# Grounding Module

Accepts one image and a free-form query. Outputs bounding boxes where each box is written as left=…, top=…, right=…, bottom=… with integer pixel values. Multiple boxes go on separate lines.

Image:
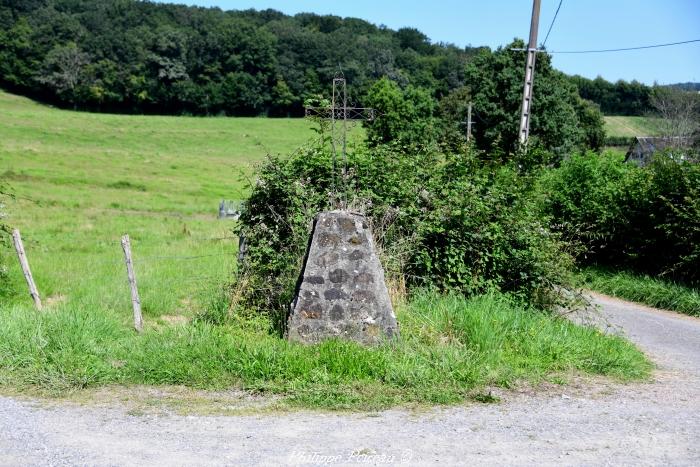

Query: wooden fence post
left=11, top=229, right=42, bottom=310
left=121, top=234, right=143, bottom=332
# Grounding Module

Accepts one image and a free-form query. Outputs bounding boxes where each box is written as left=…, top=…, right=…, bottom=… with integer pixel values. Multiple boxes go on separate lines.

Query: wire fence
left=9, top=228, right=241, bottom=330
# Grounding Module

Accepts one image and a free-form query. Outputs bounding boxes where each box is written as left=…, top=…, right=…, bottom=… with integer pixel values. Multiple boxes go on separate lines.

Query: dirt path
left=1, top=294, right=699, bottom=466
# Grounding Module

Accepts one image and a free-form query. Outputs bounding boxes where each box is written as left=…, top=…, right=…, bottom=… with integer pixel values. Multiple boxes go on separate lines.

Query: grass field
left=0, top=90, right=316, bottom=317
left=604, top=116, right=664, bottom=138
left=0, top=91, right=650, bottom=409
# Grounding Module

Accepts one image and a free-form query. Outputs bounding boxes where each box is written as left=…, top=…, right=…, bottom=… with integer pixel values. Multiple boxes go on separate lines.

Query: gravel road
left=1, top=293, right=699, bottom=466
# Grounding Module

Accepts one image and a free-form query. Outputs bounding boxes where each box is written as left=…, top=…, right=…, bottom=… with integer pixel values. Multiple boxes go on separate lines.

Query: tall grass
left=0, top=291, right=650, bottom=410
left=580, top=268, right=700, bottom=316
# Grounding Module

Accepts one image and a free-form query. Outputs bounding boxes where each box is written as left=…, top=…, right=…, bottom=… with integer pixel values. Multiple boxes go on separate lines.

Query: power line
left=548, top=38, right=700, bottom=54
left=542, top=0, right=563, bottom=48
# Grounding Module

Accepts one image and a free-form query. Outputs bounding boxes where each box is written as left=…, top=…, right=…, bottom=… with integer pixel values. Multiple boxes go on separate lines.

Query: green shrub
left=649, top=155, right=700, bottom=283
left=538, top=151, right=637, bottom=261
left=412, top=154, right=574, bottom=306
left=236, top=141, right=574, bottom=328
left=539, top=150, right=700, bottom=286
left=575, top=99, right=606, bottom=152
left=436, top=86, right=472, bottom=152
left=363, top=77, right=438, bottom=148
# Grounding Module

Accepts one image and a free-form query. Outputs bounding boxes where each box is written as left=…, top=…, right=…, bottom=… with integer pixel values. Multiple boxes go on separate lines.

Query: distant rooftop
left=625, top=136, right=693, bottom=166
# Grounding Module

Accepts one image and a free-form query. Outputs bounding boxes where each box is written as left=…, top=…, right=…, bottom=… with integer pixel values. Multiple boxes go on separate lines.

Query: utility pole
left=518, top=0, right=541, bottom=144
left=467, top=101, right=473, bottom=142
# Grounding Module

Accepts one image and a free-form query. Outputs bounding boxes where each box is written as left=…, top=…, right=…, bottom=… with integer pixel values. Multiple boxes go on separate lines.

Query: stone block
left=287, top=210, right=399, bottom=345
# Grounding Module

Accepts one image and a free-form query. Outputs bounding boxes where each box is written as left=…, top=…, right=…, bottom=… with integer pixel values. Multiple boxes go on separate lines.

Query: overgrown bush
left=236, top=141, right=574, bottom=329
left=539, top=150, right=700, bottom=286
left=435, top=86, right=473, bottom=152
left=575, top=99, right=606, bottom=151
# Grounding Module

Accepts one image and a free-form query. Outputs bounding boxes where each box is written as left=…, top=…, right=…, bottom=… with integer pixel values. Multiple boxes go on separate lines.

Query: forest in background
left=1, top=0, right=691, bottom=118
left=0, top=0, right=481, bottom=115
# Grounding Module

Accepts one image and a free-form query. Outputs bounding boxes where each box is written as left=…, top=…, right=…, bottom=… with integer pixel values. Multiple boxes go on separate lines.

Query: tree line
left=2, top=0, right=694, bottom=122
left=568, top=74, right=653, bottom=116
left=0, top=0, right=482, bottom=116
left=566, top=75, right=700, bottom=117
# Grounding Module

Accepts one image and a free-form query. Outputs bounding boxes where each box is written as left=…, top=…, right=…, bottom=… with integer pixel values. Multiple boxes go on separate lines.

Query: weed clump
left=107, top=180, right=147, bottom=192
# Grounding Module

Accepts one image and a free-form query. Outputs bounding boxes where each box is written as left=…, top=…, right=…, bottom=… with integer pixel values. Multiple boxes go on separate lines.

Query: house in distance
left=625, top=136, right=694, bottom=166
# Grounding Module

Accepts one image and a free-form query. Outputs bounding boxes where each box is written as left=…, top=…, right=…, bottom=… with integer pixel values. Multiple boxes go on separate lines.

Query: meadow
left=0, top=90, right=316, bottom=318
left=603, top=116, right=664, bottom=138
left=0, top=91, right=650, bottom=409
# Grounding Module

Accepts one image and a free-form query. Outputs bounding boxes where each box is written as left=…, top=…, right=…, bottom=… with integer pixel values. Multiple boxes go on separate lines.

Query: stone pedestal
left=287, top=210, right=399, bottom=345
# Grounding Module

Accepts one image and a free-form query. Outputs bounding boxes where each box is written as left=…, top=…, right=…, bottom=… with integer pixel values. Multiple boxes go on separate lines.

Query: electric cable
left=542, top=0, right=563, bottom=48
left=548, top=38, right=700, bottom=54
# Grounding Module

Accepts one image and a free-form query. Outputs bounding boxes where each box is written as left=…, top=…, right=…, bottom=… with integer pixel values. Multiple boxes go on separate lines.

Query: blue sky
left=157, top=0, right=700, bottom=84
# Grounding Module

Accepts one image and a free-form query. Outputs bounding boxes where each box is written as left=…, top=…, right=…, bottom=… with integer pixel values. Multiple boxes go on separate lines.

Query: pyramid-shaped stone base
left=287, top=210, right=399, bottom=345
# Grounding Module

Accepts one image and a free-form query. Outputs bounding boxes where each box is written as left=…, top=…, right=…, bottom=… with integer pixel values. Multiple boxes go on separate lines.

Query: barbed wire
left=135, top=253, right=222, bottom=261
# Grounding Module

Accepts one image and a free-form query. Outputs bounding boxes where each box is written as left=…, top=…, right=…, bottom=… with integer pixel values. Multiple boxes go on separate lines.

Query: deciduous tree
left=37, top=42, right=90, bottom=108
left=650, top=86, right=700, bottom=145
left=463, top=40, right=603, bottom=156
